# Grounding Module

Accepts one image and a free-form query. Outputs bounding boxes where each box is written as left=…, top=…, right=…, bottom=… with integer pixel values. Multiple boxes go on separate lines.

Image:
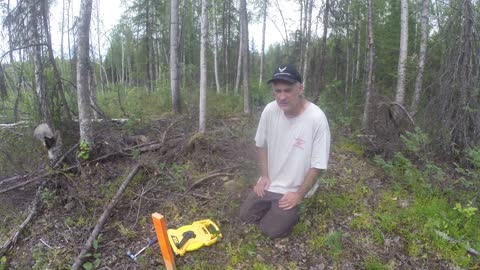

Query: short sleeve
left=255, top=107, right=269, bottom=148
left=311, top=115, right=331, bottom=169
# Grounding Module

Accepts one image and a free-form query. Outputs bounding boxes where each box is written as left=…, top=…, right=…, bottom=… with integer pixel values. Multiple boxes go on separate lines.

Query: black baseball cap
left=267, top=64, right=303, bottom=84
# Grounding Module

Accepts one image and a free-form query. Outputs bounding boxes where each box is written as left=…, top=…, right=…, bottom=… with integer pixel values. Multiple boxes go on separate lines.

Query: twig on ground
left=71, top=164, right=141, bottom=270
left=0, top=181, right=45, bottom=257
left=434, top=229, right=480, bottom=256
left=162, top=117, right=183, bottom=144
left=53, top=143, right=79, bottom=169
left=187, top=172, right=236, bottom=191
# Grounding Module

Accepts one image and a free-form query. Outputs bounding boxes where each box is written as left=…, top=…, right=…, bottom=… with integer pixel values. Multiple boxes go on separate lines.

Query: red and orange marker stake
left=151, top=213, right=176, bottom=270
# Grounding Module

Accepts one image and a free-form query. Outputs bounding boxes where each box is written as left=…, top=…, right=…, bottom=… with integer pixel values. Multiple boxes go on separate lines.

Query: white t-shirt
left=255, top=101, right=330, bottom=196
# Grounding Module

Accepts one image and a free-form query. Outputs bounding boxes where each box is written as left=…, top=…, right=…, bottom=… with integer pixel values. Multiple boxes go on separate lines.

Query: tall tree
left=344, top=0, right=350, bottom=98
left=41, top=0, right=72, bottom=121
left=302, top=0, right=313, bottom=86
left=170, top=0, right=181, bottom=113
left=362, top=0, right=376, bottom=131
left=394, top=0, right=408, bottom=105
left=410, top=0, right=429, bottom=116
left=95, top=0, right=104, bottom=93
left=30, top=4, right=52, bottom=128
left=259, top=0, right=267, bottom=86
left=239, top=0, right=249, bottom=114
left=76, top=0, right=95, bottom=148
left=199, top=0, right=208, bottom=132
left=234, top=23, right=242, bottom=95
left=213, top=2, right=221, bottom=94
left=314, top=0, right=329, bottom=102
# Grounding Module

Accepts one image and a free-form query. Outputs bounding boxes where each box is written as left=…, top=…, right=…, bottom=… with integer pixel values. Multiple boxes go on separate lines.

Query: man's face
left=272, top=81, right=304, bottom=114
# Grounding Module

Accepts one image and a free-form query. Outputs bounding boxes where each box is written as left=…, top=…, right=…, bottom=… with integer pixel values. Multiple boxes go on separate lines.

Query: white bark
left=302, top=0, right=313, bottom=85
left=234, top=23, right=242, bottom=95
left=213, top=4, right=221, bottom=95
left=395, top=0, right=408, bottom=105
left=240, top=0, right=250, bottom=114
left=170, top=0, right=181, bottom=113
left=77, top=0, right=94, bottom=147
left=259, top=0, right=267, bottom=86
left=410, top=0, right=430, bottom=116
left=199, top=0, right=208, bottom=133
left=344, top=0, right=350, bottom=98
left=362, top=0, right=376, bottom=131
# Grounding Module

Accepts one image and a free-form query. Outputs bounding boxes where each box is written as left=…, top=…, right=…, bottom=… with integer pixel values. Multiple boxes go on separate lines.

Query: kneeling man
left=240, top=64, right=331, bottom=238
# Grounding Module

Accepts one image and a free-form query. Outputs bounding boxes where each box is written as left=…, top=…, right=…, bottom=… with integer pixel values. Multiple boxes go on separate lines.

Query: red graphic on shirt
left=293, top=137, right=306, bottom=149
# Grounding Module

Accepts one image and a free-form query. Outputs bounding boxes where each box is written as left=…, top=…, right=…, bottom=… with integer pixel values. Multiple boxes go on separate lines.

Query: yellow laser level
left=167, top=219, right=222, bottom=256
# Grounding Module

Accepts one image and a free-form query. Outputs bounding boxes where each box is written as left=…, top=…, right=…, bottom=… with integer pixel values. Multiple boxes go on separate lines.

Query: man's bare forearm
left=297, top=168, right=324, bottom=196
left=256, top=147, right=269, bottom=177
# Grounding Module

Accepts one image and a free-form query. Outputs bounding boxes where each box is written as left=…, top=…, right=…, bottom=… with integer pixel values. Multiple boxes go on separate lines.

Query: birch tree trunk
left=302, top=0, right=313, bottom=86
left=362, top=0, right=376, bottom=131
left=344, top=0, right=350, bottom=98
left=95, top=0, right=104, bottom=93
left=199, top=0, right=208, bottom=133
left=240, top=0, right=250, bottom=114
left=77, top=0, right=94, bottom=147
left=30, top=5, right=52, bottom=128
left=234, top=23, right=242, bottom=95
left=259, top=0, right=267, bottom=86
left=213, top=3, right=221, bottom=95
left=395, top=0, right=408, bottom=105
left=41, top=0, right=72, bottom=121
left=170, top=0, right=181, bottom=113
left=314, top=0, right=329, bottom=102
left=410, top=0, right=429, bottom=116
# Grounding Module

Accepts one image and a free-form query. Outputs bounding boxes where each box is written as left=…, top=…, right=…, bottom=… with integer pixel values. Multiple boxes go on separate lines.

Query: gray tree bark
left=362, top=0, right=376, bottom=131
left=395, top=0, right=408, bottom=105
left=213, top=3, right=221, bottom=94
left=170, top=0, right=181, bottom=113
left=234, top=23, right=242, bottom=95
left=302, top=0, right=313, bottom=86
left=259, top=0, right=267, bottom=86
left=410, top=0, right=430, bottom=116
left=240, top=0, right=250, bottom=114
left=199, top=0, right=208, bottom=133
left=77, top=0, right=94, bottom=147
left=41, top=0, right=72, bottom=121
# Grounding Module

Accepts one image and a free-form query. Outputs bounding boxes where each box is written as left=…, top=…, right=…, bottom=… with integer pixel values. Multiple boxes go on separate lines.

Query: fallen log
left=0, top=181, right=45, bottom=257
left=71, top=164, right=141, bottom=270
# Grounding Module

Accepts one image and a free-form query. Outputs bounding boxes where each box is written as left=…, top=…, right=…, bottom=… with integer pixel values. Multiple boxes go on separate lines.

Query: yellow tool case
left=167, top=219, right=222, bottom=256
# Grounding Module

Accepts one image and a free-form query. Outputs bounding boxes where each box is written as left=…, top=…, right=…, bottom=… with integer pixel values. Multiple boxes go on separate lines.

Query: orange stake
left=152, top=213, right=176, bottom=270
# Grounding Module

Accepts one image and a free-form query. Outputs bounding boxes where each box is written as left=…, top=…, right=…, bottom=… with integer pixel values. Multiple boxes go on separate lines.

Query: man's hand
left=254, top=176, right=270, bottom=197
left=278, top=192, right=302, bottom=209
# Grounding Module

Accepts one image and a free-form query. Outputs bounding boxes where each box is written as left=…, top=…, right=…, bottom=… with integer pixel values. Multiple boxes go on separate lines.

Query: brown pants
left=239, top=191, right=300, bottom=238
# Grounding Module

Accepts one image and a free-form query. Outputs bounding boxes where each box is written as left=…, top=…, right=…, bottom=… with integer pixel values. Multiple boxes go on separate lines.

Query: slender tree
left=213, top=2, right=221, bottom=94
left=259, top=0, right=267, bottom=86
left=239, top=0, right=249, bottom=114
left=362, top=0, right=376, bottom=131
left=170, top=0, right=181, bottom=113
left=41, top=0, right=72, bottom=120
left=199, top=0, right=208, bottom=132
left=410, top=0, right=429, bottom=116
left=76, top=0, right=95, bottom=148
left=234, top=23, right=242, bottom=95
left=395, top=0, right=408, bottom=105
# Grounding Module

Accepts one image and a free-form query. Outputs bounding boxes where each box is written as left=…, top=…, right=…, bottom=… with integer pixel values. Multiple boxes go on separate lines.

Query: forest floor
left=0, top=113, right=478, bottom=270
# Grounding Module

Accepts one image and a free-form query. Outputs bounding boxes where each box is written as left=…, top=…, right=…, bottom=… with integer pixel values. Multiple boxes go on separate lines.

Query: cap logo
left=278, top=67, right=287, bottom=72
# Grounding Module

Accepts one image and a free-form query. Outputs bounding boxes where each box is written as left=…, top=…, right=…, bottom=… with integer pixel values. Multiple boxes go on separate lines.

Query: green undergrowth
left=371, top=129, right=480, bottom=267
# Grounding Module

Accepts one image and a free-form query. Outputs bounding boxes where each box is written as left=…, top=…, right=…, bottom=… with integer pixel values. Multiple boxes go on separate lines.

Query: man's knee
left=259, top=222, right=293, bottom=238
